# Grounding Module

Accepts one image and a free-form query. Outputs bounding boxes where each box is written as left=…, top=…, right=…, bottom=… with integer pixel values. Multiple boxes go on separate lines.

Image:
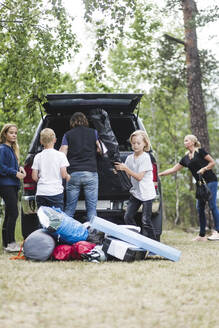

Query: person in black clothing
left=60, top=112, right=101, bottom=221
left=0, top=123, right=26, bottom=252
left=159, top=134, right=219, bottom=241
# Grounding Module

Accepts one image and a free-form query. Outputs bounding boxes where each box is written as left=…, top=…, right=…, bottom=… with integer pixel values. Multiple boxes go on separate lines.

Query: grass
left=0, top=218, right=219, bottom=328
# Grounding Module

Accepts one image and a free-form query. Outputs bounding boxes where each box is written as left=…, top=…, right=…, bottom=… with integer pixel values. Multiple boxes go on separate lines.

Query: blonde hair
left=0, top=123, right=20, bottom=161
left=40, top=128, right=56, bottom=146
left=130, top=130, right=151, bottom=152
left=185, top=134, right=201, bottom=156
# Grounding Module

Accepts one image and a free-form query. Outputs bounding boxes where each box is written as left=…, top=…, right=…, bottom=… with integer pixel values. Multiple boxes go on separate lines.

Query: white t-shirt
left=32, top=148, right=69, bottom=196
left=125, top=152, right=156, bottom=201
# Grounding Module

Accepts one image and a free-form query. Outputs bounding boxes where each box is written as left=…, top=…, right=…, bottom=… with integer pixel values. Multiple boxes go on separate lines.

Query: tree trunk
left=182, top=0, right=210, bottom=152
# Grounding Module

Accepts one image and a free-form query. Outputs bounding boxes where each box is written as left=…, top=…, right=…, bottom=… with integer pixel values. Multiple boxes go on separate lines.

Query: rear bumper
left=21, top=194, right=161, bottom=217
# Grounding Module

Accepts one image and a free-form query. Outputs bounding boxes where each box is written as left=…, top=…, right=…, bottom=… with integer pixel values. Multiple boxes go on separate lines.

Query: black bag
left=195, top=174, right=212, bottom=202
left=116, top=170, right=132, bottom=192
left=90, top=108, right=132, bottom=192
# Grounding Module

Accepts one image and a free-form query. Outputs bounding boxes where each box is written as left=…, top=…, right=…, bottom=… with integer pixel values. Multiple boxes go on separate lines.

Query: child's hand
left=19, top=166, right=26, bottom=177
left=16, top=171, right=26, bottom=180
left=114, top=162, right=127, bottom=171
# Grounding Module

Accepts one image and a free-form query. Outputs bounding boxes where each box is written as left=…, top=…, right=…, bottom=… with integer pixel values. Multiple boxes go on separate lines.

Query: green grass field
left=0, top=218, right=219, bottom=328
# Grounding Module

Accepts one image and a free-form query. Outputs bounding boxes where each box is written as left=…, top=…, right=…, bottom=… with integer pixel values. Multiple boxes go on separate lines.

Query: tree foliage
left=0, top=0, right=79, bottom=159
left=0, top=1, right=78, bottom=110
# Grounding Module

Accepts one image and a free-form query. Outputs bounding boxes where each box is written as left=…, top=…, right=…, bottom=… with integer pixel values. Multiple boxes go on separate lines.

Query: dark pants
left=0, top=185, right=19, bottom=247
left=36, top=193, right=64, bottom=211
left=124, top=195, right=157, bottom=240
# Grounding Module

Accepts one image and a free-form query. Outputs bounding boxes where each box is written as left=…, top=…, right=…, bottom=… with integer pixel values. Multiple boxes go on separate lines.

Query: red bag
left=71, top=241, right=96, bottom=260
left=51, top=244, right=73, bottom=261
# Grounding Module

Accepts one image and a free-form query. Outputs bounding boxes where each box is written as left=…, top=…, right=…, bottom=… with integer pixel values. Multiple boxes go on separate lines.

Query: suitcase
left=102, top=237, right=146, bottom=262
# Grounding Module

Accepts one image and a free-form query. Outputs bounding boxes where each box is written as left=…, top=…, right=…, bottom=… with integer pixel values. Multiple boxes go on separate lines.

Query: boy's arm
left=60, top=167, right=71, bottom=182
left=32, top=169, right=39, bottom=182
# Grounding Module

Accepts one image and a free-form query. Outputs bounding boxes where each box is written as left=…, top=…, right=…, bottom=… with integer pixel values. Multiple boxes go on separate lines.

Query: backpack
left=51, top=244, right=73, bottom=261
left=71, top=241, right=96, bottom=260
left=51, top=241, right=96, bottom=261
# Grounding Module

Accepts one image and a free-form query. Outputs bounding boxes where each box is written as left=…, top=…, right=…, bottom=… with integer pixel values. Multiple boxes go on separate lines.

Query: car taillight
left=152, top=163, right=158, bottom=189
left=23, top=164, right=36, bottom=191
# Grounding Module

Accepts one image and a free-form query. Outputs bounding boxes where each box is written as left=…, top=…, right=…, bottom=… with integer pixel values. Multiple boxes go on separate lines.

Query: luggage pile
left=21, top=207, right=181, bottom=262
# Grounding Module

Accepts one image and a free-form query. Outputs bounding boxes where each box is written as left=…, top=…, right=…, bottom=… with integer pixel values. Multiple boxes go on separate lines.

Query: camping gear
left=90, top=216, right=181, bottom=262
left=37, top=206, right=89, bottom=244
left=86, top=227, right=105, bottom=245
left=51, top=244, right=73, bottom=261
left=89, top=108, right=132, bottom=192
left=71, top=241, right=96, bottom=260
left=107, top=225, right=141, bottom=234
left=51, top=241, right=96, bottom=261
left=102, top=237, right=146, bottom=262
left=81, top=245, right=107, bottom=263
left=196, top=174, right=212, bottom=202
left=23, top=229, right=56, bottom=261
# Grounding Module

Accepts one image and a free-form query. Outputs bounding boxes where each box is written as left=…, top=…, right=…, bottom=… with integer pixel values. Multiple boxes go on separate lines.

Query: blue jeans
left=197, top=181, right=219, bottom=236
left=65, top=171, right=98, bottom=221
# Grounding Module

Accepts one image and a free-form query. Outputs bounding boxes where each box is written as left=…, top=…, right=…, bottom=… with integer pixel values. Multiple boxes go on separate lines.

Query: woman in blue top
left=159, top=135, right=219, bottom=241
left=0, top=124, right=26, bottom=252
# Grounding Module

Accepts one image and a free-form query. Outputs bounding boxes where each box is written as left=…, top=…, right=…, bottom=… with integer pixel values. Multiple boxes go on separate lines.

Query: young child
left=114, top=130, right=157, bottom=240
left=32, top=128, right=70, bottom=211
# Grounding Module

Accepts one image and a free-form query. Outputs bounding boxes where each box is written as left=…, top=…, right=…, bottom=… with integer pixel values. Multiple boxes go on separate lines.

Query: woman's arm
left=114, top=162, right=145, bottom=181
left=197, top=154, right=215, bottom=175
left=158, top=163, right=183, bottom=177
left=59, top=145, right=68, bottom=156
left=96, top=140, right=102, bottom=154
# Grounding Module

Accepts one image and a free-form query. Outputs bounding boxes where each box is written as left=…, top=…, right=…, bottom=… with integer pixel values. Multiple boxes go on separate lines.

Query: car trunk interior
left=44, top=114, right=137, bottom=152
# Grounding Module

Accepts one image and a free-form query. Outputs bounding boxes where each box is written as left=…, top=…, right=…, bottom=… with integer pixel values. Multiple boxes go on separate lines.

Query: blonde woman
left=0, top=123, right=26, bottom=252
left=115, top=130, right=157, bottom=240
left=159, top=135, right=219, bottom=241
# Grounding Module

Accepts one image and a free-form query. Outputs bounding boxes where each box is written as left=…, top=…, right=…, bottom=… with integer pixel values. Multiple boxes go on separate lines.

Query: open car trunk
left=32, top=94, right=142, bottom=201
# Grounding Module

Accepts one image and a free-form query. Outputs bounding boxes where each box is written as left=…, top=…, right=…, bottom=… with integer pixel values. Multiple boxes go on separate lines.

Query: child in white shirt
left=32, top=128, right=70, bottom=210
left=115, top=130, right=157, bottom=240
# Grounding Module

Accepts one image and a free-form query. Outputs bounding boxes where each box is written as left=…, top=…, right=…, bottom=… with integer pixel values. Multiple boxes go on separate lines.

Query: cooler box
left=102, top=237, right=146, bottom=262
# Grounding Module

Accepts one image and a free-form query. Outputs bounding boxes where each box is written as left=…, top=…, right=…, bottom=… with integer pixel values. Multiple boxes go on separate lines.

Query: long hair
left=185, top=134, right=201, bottom=158
left=130, top=130, right=151, bottom=152
left=70, top=112, right=89, bottom=128
left=0, top=123, right=20, bottom=161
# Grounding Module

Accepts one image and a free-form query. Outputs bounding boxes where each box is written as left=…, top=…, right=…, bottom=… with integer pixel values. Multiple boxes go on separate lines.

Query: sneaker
left=192, top=236, right=207, bottom=242
left=4, top=242, right=21, bottom=252
left=208, top=231, right=219, bottom=241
